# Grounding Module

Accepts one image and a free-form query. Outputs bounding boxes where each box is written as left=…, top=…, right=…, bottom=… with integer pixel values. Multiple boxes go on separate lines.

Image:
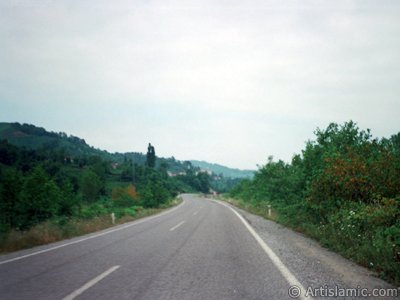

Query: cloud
left=1, top=0, right=400, bottom=169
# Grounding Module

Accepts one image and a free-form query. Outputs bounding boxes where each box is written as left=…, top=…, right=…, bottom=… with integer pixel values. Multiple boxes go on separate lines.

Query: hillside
left=0, top=122, right=147, bottom=164
left=0, top=122, right=108, bottom=158
left=0, top=123, right=246, bottom=179
left=190, top=160, right=254, bottom=179
left=0, top=124, right=217, bottom=252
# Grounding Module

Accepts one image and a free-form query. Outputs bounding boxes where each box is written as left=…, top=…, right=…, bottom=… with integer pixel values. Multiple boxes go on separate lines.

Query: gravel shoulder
left=220, top=200, right=399, bottom=300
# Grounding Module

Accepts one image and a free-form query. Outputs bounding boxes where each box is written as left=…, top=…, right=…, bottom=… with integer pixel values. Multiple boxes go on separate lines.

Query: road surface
left=0, top=194, right=397, bottom=299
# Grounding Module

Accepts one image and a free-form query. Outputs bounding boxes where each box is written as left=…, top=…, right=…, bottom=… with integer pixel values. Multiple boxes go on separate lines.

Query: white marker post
left=111, top=212, right=115, bottom=224
left=268, top=205, right=271, bottom=217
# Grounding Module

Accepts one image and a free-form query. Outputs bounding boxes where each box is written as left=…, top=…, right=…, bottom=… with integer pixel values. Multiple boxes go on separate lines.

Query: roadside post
left=111, top=212, right=115, bottom=224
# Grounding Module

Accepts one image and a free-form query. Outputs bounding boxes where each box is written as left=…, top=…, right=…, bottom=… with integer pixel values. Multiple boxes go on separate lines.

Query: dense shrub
left=230, top=121, right=400, bottom=284
left=112, top=184, right=139, bottom=208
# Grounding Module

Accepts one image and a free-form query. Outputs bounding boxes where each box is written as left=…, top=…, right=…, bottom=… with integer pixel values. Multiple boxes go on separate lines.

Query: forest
left=229, top=121, right=400, bottom=284
left=0, top=125, right=220, bottom=250
left=0, top=140, right=215, bottom=232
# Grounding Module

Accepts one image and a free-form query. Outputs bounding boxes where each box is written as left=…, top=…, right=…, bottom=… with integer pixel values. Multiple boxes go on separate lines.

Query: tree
left=0, top=169, right=21, bottom=231
left=120, top=163, right=133, bottom=181
left=146, top=143, right=156, bottom=168
left=58, top=180, right=79, bottom=216
left=17, top=167, right=62, bottom=229
left=140, top=180, right=170, bottom=207
left=80, top=169, right=104, bottom=203
left=196, top=172, right=211, bottom=193
left=0, top=140, right=18, bottom=165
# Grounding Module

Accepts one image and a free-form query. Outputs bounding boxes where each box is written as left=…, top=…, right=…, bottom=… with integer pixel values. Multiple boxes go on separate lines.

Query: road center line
left=0, top=200, right=185, bottom=265
left=62, top=265, right=120, bottom=300
left=170, top=221, right=185, bottom=231
left=214, top=199, right=310, bottom=300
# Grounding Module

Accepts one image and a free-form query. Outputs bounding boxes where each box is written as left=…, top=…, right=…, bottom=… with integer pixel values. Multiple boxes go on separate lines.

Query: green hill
left=0, top=122, right=251, bottom=179
left=0, top=122, right=145, bottom=163
left=190, top=160, right=254, bottom=179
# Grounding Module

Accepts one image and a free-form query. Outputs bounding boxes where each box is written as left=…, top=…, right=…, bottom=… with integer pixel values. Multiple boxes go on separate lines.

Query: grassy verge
left=0, top=197, right=182, bottom=255
left=217, top=196, right=279, bottom=222
left=216, top=194, right=400, bottom=286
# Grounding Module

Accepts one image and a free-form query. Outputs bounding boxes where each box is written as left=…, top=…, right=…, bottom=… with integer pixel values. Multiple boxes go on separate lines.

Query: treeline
left=2, top=122, right=88, bottom=146
left=230, top=121, right=400, bottom=283
left=0, top=140, right=211, bottom=235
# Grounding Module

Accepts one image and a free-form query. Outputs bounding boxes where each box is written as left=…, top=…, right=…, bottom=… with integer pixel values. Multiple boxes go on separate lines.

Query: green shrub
left=79, top=202, right=108, bottom=219
left=230, top=121, right=400, bottom=284
left=114, top=207, right=137, bottom=219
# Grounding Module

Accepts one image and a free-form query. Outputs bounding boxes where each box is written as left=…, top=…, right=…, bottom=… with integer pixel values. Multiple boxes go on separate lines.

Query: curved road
left=0, top=194, right=396, bottom=299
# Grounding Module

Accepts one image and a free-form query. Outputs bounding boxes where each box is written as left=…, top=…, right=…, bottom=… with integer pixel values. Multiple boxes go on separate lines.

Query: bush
left=80, top=169, right=104, bottom=203
left=230, top=121, right=400, bottom=284
left=16, top=167, right=62, bottom=229
left=114, top=207, right=138, bottom=219
left=79, top=202, right=109, bottom=219
left=112, top=184, right=139, bottom=208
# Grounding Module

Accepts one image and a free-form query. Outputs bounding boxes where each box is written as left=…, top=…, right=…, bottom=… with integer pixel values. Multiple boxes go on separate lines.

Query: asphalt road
left=0, top=194, right=397, bottom=300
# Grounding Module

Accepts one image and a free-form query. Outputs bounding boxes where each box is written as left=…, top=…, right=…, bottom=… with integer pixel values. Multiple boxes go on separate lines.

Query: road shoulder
left=216, top=198, right=398, bottom=299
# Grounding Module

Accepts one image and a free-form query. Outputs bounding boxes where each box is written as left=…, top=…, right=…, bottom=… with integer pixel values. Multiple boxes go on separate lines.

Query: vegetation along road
left=0, top=194, right=397, bottom=300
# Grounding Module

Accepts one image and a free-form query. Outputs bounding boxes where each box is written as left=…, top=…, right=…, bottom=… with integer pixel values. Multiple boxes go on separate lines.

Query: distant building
left=167, top=171, right=187, bottom=177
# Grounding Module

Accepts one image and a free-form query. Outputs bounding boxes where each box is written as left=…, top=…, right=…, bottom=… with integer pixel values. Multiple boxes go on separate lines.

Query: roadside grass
left=216, top=194, right=400, bottom=286
left=0, top=197, right=182, bottom=254
left=220, top=197, right=279, bottom=222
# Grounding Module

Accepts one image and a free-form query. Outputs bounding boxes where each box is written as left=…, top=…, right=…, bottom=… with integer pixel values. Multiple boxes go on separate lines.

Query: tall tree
left=146, top=143, right=156, bottom=168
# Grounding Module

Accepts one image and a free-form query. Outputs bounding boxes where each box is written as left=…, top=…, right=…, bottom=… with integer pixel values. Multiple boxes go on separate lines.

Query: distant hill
left=0, top=122, right=145, bottom=163
left=190, top=160, right=254, bottom=179
left=0, top=122, right=91, bottom=153
left=0, top=122, right=251, bottom=178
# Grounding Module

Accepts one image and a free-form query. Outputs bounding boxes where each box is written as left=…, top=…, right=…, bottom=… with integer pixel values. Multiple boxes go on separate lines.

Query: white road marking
left=62, top=265, right=120, bottom=300
left=193, top=211, right=198, bottom=215
left=0, top=200, right=186, bottom=265
left=170, top=221, right=185, bottom=231
left=214, top=200, right=310, bottom=300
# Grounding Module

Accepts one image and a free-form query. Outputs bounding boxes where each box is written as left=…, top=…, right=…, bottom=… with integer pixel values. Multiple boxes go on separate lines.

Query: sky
left=1, top=0, right=400, bottom=169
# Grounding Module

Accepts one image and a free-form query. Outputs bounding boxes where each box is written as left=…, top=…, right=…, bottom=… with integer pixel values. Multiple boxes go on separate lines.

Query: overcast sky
left=1, top=0, right=399, bottom=169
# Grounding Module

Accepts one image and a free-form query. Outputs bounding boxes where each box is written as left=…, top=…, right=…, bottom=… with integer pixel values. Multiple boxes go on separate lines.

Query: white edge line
left=213, top=199, right=310, bottom=300
left=0, top=199, right=185, bottom=265
left=62, top=265, right=120, bottom=300
left=169, top=221, right=185, bottom=231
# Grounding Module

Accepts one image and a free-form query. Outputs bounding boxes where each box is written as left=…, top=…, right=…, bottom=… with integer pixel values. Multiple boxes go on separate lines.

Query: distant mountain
left=0, top=122, right=251, bottom=178
left=190, top=160, right=254, bottom=179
